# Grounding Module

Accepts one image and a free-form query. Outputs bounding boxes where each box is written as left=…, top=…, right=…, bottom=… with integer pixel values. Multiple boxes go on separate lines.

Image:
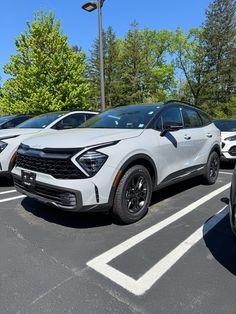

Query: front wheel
left=112, top=165, right=153, bottom=224
left=202, top=151, right=220, bottom=185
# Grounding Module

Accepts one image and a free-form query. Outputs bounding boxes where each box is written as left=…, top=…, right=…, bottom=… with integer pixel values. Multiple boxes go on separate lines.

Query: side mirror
left=53, top=123, right=73, bottom=130
left=160, top=122, right=183, bottom=137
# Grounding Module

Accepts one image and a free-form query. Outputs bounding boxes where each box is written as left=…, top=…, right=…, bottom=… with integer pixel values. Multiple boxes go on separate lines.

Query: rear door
left=181, top=107, right=206, bottom=167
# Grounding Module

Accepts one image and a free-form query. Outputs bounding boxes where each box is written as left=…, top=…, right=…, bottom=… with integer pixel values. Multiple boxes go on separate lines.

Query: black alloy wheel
left=125, top=174, right=148, bottom=214
left=113, top=165, right=152, bottom=224
left=203, top=151, right=220, bottom=185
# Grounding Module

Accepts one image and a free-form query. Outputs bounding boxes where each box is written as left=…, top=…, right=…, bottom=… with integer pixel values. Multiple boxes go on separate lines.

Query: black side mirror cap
left=160, top=123, right=183, bottom=137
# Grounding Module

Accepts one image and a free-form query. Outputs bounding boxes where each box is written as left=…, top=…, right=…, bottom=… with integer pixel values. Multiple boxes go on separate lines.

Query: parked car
left=12, top=101, right=221, bottom=224
left=213, top=119, right=236, bottom=162
left=230, top=165, right=236, bottom=236
left=0, top=114, right=33, bottom=129
left=0, top=110, right=97, bottom=176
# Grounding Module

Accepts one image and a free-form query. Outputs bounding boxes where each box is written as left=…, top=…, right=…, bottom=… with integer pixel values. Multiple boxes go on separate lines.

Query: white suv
left=214, top=119, right=236, bottom=162
left=12, top=101, right=221, bottom=224
left=0, top=111, right=97, bottom=176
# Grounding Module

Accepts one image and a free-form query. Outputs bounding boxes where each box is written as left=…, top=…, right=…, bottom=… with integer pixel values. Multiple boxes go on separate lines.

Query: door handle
left=184, top=135, right=191, bottom=140
left=207, top=133, right=213, bottom=138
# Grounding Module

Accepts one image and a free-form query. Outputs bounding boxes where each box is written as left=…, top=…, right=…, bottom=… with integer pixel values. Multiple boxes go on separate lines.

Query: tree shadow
left=203, top=203, right=236, bottom=276
left=21, top=197, right=113, bottom=229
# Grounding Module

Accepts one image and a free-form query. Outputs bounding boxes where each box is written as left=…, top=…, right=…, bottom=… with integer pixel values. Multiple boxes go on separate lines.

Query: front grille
left=229, top=146, right=236, bottom=157
left=16, top=153, right=86, bottom=179
left=14, top=177, right=77, bottom=207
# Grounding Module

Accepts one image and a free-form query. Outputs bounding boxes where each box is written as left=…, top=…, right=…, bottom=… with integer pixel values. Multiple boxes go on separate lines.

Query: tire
left=112, top=165, right=153, bottom=224
left=202, top=151, right=220, bottom=185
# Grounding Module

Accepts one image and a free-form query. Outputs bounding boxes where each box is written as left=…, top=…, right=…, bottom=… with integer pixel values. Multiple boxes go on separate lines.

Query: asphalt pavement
left=0, top=164, right=235, bottom=314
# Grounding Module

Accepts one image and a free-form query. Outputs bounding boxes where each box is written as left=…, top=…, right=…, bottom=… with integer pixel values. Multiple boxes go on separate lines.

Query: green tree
left=202, top=0, right=236, bottom=116
left=172, top=28, right=208, bottom=106
left=119, top=23, right=175, bottom=104
left=88, top=26, right=121, bottom=108
left=0, top=12, right=90, bottom=114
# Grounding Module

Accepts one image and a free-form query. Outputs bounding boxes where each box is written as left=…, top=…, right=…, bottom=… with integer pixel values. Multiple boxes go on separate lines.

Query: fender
left=107, top=153, right=158, bottom=209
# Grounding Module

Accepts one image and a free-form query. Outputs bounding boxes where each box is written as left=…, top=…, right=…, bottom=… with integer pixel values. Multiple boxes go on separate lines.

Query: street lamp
left=82, top=0, right=106, bottom=112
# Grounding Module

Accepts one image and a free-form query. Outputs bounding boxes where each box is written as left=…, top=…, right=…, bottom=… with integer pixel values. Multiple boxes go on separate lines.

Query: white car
left=214, top=119, right=236, bottom=162
left=12, top=101, right=221, bottom=224
left=0, top=111, right=97, bottom=176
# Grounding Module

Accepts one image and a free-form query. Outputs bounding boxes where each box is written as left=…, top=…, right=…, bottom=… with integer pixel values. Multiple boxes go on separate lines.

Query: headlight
left=224, top=135, right=236, bottom=141
left=77, top=150, right=108, bottom=176
left=0, top=141, right=7, bottom=153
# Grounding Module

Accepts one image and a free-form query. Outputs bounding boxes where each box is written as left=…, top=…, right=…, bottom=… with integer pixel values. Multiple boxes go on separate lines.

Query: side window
left=56, top=113, right=87, bottom=129
left=11, top=116, right=29, bottom=127
left=198, top=111, right=212, bottom=126
left=182, top=108, right=202, bottom=128
left=162, top=107, right=183, bottom=127
left=85, top=113, right=95, bottom=121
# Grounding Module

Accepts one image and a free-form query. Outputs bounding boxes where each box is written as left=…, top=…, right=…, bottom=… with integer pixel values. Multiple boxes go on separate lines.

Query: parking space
left=0, top=168, right=235, bottom=313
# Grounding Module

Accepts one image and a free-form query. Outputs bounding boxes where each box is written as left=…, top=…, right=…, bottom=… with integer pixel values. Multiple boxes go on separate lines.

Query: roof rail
left=164, top=99, right=193, bottom=106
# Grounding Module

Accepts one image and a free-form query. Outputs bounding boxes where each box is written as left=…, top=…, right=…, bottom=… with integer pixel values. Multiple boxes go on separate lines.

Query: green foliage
left=88, top=23, right=175, bottom=107
left=198, top=0, right=236, bottom=118
left=0, top=1, right=235, bottom=119
left=88, top=26, right=121, bottom=108
left=202, top=0, right=236, bottom=106
left=172, top=28, right=209, bottom=106
left=0, top=12, right=90, bottom=114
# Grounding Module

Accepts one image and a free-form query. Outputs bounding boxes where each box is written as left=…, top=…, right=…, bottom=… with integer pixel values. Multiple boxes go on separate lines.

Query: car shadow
left=0, top=176, right=13, bottom=187
left=203, top=201, right=236, bottom=276
left=21, top=176, right=205, bottom=228
left=21, top=197, right=113, bottom=229
left=220, top=161, right=236, bottom=170
left=150, top=176, right=203, bottom=205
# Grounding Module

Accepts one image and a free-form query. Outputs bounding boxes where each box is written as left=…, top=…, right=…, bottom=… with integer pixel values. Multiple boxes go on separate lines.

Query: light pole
left=82, top=0, right=106, bottom=112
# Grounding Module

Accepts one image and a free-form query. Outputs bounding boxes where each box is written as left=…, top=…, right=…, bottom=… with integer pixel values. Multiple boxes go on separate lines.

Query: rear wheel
left=203, top=151, right=220, bottom=185
left=112, top=165, right=152, bottom=224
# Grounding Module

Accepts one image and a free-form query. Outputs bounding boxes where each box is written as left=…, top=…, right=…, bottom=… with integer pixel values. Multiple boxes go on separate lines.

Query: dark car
left=230, top=165, right=236, bottom=236
left=0, top=114, right=34, bottom=129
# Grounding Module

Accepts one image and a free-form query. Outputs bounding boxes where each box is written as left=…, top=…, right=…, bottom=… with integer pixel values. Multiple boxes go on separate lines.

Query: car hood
left=221, top=131, right=236, bottom=141
left=0, top=128, right=44, bottom=140
left=23, top=128, right=144, bottom=149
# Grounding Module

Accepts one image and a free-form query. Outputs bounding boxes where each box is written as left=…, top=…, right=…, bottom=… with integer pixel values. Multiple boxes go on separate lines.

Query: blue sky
left=0, top=0, right=211, bottom=83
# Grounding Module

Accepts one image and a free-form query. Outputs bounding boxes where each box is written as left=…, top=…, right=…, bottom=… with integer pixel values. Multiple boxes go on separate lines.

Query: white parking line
left=0, top=195, right=25, bottom=203
left=219, top=171, right=233, bottom=175
left=87, top=183, right=230, bottom=296
left=0, top=190, right=17, bottom=195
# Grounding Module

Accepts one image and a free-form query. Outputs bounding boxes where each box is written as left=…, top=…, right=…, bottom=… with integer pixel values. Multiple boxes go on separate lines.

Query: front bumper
left=221, top=141, right=236, bottom=160
left=13, top=174, right=83, bottom=211
left=12, top=164, right=116, bottom=212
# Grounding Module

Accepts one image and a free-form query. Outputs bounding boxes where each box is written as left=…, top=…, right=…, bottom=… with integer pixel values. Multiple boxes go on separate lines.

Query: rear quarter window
left=198, top=111, right=212, bottom=126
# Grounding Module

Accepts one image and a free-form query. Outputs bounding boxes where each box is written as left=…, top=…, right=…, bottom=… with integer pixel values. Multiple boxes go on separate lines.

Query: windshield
left=214, top=120, right=236, bottom=132
left=79, top=105, right=162, bottom=129
left=17, top=113, right=64, bottom=129
left=0, top=116, right=14, bottom=125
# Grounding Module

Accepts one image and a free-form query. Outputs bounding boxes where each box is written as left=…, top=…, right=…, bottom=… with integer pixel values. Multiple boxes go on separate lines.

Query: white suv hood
left=221, top=131, right=236, bottom=141
left=23, top=128, right=144, bottom=149
left=0, top=128, right=44, bottom=140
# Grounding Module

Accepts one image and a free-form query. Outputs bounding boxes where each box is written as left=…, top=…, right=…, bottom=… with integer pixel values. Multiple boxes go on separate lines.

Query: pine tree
left=0, top=12, right=90, bottom=114
left=87, top=26, right=121, bottom=108
left=202, top=0, right=236, bottom=113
